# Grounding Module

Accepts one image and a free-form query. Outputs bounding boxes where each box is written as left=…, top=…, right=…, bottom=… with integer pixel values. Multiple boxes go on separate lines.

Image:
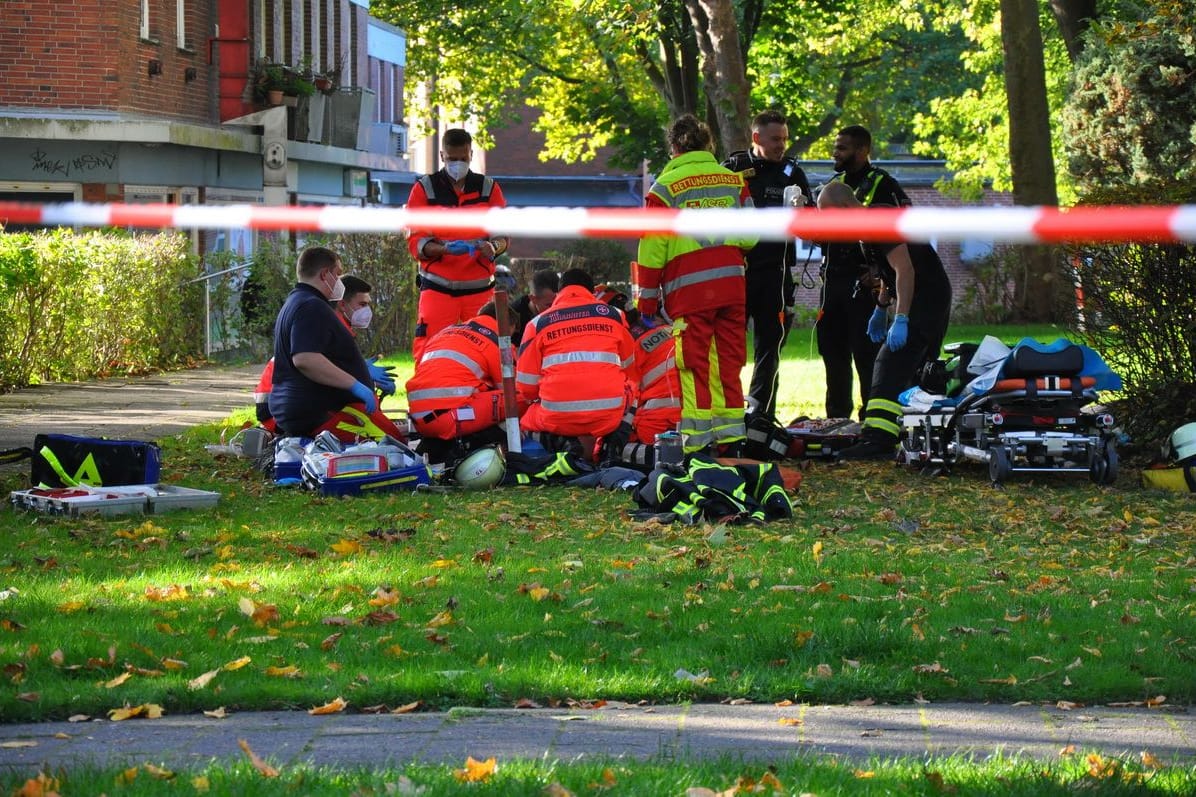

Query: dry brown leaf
left=143, top=763, right=175, bottom=780
left=107, top=703, right=164, bottom=721
left=0, top=740, right=37, bottom=749
left=777, top=717, right=803, bottom=726
left=264, top=665, right=301, bottom=678
left=391, top=700, right=421, bottom=714
left=104, top=672, right=132, bottom=689
left=188, top=669, right=219, bottom=690
left=237, top=738, right=280, bottom=777
left=162, top=658, right=187, bottom=671
left=203, top=707, right=228, bottom=719
left=453, top=756, right=496, bottom=783
left=223, top=656, right=252, bottom=671
left=67, top=714, right=90, bottom=723
left=849, top=697, right=876, bottom=707
left=774, top=699, right=794, bottom=707
left=308, top=696, right=348, bottom=715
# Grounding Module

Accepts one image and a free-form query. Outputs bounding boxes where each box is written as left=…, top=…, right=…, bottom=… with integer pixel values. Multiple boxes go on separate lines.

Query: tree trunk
left=1000, top=0, right=1060, bottom=321
left=683, top=0, right=751, bottom=157
left=1049, top=0, right=1098, bottom=62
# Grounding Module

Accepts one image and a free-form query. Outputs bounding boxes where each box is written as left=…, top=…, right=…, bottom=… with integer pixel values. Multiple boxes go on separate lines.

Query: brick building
left=0, top=0, right=414, bottom=255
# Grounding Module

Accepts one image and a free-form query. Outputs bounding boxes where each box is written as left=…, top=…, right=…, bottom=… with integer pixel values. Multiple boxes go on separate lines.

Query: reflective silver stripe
left=641, top=357, right=675, bottom=387
left=641, top=397, right=681, bottom=410
left=253, top=391, right=270, bottom=403
left=636, top=286, right=660, bottom=298
left=420, top=348, right=485, bottom=379
left=662, top=264, right=744, bottom=295
left=408, top=386, right=474, bottom=402
left=420, top=271, right=494, bottom=291
left=517, top=372, right=540, bottom=385
left=541, top=396, right=624, bottom=413
left=621, top=355, right=636, bottom=369
left=542, top=351, right=621, bottom=368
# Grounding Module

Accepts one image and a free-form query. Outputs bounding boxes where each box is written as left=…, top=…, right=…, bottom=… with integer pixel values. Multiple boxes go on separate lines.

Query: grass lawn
left=5, top=753, right=1194, bottom=796
left=4, top=321, right=1193, bottom=793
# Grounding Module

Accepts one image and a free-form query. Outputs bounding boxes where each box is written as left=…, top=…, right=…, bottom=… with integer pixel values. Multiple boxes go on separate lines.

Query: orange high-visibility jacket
left=634, top=150, right=756, bottom=318
left=406, top=171, right=507, bottom=295
left=516, top=285, right=639, bottom=434
left=405, top=315, right=504, bottom=413
left=632, top=320, right=680, bottom=416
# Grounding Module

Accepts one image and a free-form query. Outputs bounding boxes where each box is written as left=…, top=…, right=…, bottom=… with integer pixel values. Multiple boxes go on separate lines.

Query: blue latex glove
left=887, top=313, right=909, bottom=351
left=367, top=357, right=396, bottom=397
left=348, top=380, right=378, bottom=414
left=867, top=306, right=888, bottom=343
left=444, top=239, right=475, bottom=256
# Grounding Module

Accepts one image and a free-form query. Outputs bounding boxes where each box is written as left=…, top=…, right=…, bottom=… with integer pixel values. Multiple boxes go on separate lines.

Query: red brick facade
left=2, top=1, right=216, bottom=121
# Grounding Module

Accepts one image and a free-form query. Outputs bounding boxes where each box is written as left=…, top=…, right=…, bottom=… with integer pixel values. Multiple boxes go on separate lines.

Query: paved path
left=1, top=703, right=1193, bottom=774
left=0, top=365, right=260, bottom=452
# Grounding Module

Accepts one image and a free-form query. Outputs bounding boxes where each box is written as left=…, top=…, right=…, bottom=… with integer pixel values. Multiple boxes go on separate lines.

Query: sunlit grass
left=2, top=751, right=1193, bottom=796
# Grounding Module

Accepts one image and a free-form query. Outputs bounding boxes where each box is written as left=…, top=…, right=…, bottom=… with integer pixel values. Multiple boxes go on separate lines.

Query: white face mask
left=444, top=161, right=469, bottom=181
left=326, top=273, right=345, bottom=302
left=350, top=305, right=373, bottom=329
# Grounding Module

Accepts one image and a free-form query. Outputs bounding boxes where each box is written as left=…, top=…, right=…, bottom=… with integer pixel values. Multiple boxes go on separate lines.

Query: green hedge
left=0, top=229, right=203, bottom=391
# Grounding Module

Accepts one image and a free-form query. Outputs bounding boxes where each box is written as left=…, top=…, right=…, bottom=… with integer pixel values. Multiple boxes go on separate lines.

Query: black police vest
left=417, top=171, right=495, bottom=207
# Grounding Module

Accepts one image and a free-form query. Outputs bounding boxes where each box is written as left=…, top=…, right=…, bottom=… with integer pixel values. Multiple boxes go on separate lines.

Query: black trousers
left=863, top=305, right=951, bottom=442
left=816, top=275, right=881, bottom=419
left=745, top=267, right=790, bottom=419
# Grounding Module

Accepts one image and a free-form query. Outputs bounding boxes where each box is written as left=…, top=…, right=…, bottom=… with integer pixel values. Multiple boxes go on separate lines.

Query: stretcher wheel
left=1089, top=442, right=1119, bottom=485
left=988, top=445, right=1012, bottom=484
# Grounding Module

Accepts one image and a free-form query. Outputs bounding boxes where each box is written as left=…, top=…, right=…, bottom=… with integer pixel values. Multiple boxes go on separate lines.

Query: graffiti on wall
left=30, top=148, right=118, bottom=178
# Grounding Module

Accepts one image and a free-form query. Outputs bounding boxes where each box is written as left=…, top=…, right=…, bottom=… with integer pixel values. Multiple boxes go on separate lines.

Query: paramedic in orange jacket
left=517, top=269, right=639, bottom=445
left=406, top=128, right=510, bottom=360
left=404, top=303, right=508, bottom=444
left=594, top=285, right=680, bottom=445
left=635, top=114, right=756, bottom=454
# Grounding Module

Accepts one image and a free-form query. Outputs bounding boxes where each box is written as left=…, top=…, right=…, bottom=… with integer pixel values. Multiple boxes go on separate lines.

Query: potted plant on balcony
left=253, top=61, right=288, bottom=106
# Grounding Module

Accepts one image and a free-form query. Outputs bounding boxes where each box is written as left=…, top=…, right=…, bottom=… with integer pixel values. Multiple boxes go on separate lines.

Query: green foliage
left=951, top=247, right=1023, bottom=324
left=911, top=0, right=1075, bottom=202
left=0, top=230, right=202, bottom=390
left=237, top=238, right=296, bottom=358
left=314, top=232, right=419, bottom=356
left=542, top=238, right=635, bottom=286
left=1061, top=2, right=1196, bottom=194
left=1064, top=231, right=1196, bottom=450
left=749, top=1, right=978, bottom=159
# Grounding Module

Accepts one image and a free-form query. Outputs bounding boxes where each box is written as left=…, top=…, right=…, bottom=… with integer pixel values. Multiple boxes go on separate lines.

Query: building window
left=140, top=0, right=151, bottom=39
left=176, top=0, right=187, bottom=48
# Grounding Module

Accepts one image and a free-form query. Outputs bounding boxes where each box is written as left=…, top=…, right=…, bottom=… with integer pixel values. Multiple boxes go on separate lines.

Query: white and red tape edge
left=2, top=202, right=1195, bottom=244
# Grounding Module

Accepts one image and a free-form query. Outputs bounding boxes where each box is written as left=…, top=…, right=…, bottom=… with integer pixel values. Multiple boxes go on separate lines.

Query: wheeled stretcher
left=898, top=343, right=1120, bottom=485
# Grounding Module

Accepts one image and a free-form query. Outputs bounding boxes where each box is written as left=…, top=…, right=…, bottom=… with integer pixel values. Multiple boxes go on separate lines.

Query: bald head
left=817, top=181, right=862, bottom=209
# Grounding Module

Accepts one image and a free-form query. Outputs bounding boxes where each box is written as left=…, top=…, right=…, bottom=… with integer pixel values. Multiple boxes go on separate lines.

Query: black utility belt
left=420, top=282, right=494, bottom=298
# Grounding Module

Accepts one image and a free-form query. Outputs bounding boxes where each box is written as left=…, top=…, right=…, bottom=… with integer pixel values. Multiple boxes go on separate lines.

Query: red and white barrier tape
left=2, top=201, right=1195, bottom=244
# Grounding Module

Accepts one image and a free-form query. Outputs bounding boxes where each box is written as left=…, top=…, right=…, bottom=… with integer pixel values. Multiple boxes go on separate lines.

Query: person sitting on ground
left=516, top=268, right=639, bottom=459
left=254, top=275, right=378, bottom=431
left=268, top=246, right=406, bottom=443
left=404, top=302, right=510, bottom=464
left=816, top=181, right=951, bottom=460
left=593, top=285, right=681, bottom=470
left=511, top=269, right=560, bottom=348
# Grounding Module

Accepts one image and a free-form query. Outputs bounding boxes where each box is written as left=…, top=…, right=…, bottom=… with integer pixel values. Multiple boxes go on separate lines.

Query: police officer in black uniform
left=723, top=110, right=813, bottom=421
left=818, top=124, right=911, bottom=420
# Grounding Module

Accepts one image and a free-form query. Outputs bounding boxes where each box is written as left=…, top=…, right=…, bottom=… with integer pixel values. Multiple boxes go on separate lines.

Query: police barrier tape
left=1, top=201, right=1195, bottom=244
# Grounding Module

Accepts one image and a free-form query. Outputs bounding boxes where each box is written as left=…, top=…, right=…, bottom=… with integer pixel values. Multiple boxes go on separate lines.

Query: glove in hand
left=602, top=421, right=633, bottom=463
left=348, top=380, right=378, bottom=414
left=886, top=314, right=909, bottom=351
left=367, top=357, right=396, bottom=397
left=444, top=240, right=475, bottom=256
left=867, top=307, right=888, bottom=344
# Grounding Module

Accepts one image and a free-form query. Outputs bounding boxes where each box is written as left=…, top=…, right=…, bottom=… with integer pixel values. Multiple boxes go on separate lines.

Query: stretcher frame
left=898, top=378, right=1119, bottom=485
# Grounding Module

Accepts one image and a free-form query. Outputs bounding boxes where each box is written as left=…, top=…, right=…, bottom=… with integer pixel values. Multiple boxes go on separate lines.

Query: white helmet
left=1169, top=422, right=1196, bottom=464
left=453, top=446, right=506, bottom=489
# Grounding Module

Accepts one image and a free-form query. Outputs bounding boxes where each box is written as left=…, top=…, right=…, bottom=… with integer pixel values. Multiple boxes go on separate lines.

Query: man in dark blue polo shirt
left=269, top=245, right=405, bottom=442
